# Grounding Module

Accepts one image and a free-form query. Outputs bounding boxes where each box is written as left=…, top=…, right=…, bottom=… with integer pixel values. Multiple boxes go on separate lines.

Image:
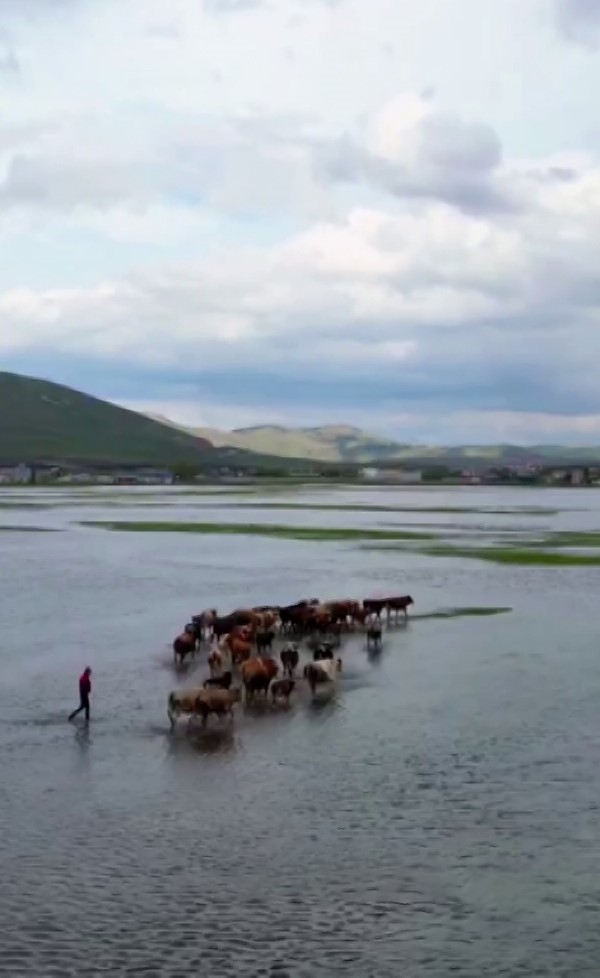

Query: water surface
left=1, top=485, right=600, bottom=976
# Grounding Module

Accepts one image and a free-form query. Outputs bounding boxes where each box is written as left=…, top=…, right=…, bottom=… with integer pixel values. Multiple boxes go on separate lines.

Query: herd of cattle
left=167, top=594, right=414, bottom=729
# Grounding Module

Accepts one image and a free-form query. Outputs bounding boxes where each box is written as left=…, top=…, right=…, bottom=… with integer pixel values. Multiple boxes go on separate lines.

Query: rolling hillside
left=0, top=372, right=316, bottom=471
left=147, top=419, right=409, bottom=463
left=148, top=415, right=600, bottom=468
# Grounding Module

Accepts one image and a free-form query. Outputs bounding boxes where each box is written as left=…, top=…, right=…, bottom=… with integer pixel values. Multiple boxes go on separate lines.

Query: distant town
left=1, top=460, right=599, bottom=487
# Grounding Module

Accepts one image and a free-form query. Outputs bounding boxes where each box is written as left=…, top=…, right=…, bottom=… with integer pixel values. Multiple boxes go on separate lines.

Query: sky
left=1, top=0, right=600, bottom=444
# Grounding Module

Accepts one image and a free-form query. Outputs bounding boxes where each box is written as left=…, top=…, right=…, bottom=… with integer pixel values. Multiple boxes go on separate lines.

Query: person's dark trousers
left=68, top=694, right=90, bottom=722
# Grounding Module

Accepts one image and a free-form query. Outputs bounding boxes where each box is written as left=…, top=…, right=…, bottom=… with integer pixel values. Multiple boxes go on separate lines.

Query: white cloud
left=1, top=0, right=600, bottom=443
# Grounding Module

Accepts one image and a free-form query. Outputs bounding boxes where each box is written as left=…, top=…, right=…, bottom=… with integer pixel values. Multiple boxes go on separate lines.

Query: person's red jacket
left=79, top=672, right=91, bottom=697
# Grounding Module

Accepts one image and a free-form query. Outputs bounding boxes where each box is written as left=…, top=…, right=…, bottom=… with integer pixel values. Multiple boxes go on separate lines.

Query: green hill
left=0, top=372, right=324, bottom=471
left=0, top=371, right=218, bottom=466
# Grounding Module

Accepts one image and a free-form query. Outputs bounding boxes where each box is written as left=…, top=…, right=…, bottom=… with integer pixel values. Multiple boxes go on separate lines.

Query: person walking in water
left=68, top=667, right=92, bottom=723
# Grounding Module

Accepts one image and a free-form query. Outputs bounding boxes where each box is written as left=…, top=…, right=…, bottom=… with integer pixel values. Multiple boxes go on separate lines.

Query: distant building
left=0, top=463, right=33, bottom=484
left=360, top=467, right=422, bottom=484
left=113, top=468, right=174, bottom=485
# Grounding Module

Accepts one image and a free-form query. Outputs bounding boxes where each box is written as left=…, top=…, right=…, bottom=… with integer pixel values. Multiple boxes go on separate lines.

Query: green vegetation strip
left=414, top=606, right=512, bottom=619
left=426, top=545, right=600, bottom=566
left=365, top=542, right=600, bottom=566
left=80, top=520, right=437, bottom=542
left=0, top=526, right=58, bottom=533
left=79, top=520, right=600, bottom=565
left=203, top=501, right=558, bottom=516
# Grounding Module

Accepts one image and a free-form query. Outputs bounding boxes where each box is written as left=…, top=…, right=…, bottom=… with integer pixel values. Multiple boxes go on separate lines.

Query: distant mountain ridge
left=146, top=418, right=408, bottom=462
left=147, top=416, right=600, bottom=467
left=2, top=371, right=597, bottom=473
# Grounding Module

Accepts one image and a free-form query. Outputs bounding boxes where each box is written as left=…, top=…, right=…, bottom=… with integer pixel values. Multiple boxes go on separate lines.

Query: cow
left=254, top=610, right=280, bottom=632
left=191, top=608, right=217, bottom=642
left=228, top=637, right=253, bottom=665
left=256, top=629, right=275, bottom=654
left=270, top=678, right=295, bottom=705
left=195, top=688, right=241, bottom=726
left=326, top=600, right=361, bottom=630
left=280, top=600, right=322, bottom=635
left=363, top=598, right=388, bottom=620
left=280, top=642, right=300, bottom=678
left=241, top=656, right=278, bottom=702
left=313, top=642, right=335, bottom=661
left=203, top=670, right=233, bottom=690
left=212, top=611, right=256, bottom=639
left=173, top=626, right=197, bottom=665
left=303, top=657, right=342, bottom=694
left=168, top=687, right=203, bottom=726
left=167, top=686, right=241, bottom=729
left=386, top=595, right=414, bottom=622
left=366, top=618, right=383, bottom=651
left=208, top=648, right=223, bottom=677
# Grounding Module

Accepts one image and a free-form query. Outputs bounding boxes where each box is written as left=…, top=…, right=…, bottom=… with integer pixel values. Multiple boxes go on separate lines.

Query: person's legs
left=69, top=695, right=88, bottom=721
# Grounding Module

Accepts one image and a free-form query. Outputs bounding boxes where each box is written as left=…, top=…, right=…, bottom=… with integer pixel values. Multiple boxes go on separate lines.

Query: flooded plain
left=2, top=484, right=600, bottom=976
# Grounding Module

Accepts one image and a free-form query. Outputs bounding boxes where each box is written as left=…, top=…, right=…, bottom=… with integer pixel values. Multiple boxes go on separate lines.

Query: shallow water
left=2, top=485, right=600, bottom=975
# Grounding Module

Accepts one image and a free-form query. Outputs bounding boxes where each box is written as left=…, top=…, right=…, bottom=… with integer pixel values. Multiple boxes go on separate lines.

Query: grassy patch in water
left=362, top=540, right=600, bottom=566
left=80, top=520, right=438, bottom=542
left=414, top=606, right=512, bottom=620
left=0, top=501, right=52, bottom=509
left=423, top=544, right=600, bottom=566
left=206, top=501, right=558, bottom=516
left=0, top=525, right=57, bottom=533
left=526, top=531, right=600, bottom=549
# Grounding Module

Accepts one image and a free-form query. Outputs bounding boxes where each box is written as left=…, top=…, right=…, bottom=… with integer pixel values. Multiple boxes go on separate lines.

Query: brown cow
left=191, top=609, right=217, bottom=641
left=228, top=638, right=253, bottom=665
left=241, top=656, right=278, bottom=701
left=386, top=595, right=414, bottom=621
left=194, top=687, right=241, bottom=726
left=208, top=648, right=223, bottom=676
left=167, top=686, right=240, bottom=728
left=173, top=629, right=196, bottom=665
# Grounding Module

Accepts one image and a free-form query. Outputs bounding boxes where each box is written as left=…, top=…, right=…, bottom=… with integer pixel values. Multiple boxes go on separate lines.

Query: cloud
left=556, top=0, right=600, bottom=47
left=3, top=157, right=600, bottom=433
left=317, top=94, right=508, bottom=214
left=1, top=0, right=600, bottom=444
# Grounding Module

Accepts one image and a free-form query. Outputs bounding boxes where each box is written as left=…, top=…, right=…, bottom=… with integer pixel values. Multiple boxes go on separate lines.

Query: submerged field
left=2, top=483, right=600, bottom=976
left=74, top=504, right=600, bottom=566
